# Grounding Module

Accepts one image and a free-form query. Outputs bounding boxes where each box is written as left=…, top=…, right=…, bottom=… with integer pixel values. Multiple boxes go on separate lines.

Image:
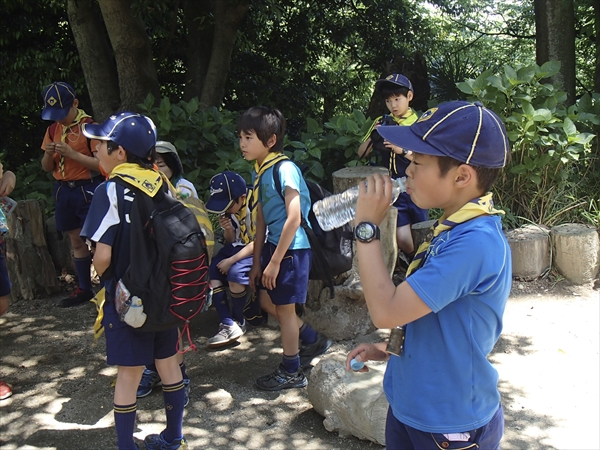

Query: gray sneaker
left=207, top=322, right=245, bottom=348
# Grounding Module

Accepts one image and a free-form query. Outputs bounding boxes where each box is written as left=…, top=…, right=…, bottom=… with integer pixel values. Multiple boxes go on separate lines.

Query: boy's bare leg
left=276, top=304, right=300, bottom=356
left=259, top=290, right=304, bottom=328
left=115, top=366, right=144, bottom=405
left=155, top=354, right=183, bottom=385
left=67, top=228, right=90, bottom=259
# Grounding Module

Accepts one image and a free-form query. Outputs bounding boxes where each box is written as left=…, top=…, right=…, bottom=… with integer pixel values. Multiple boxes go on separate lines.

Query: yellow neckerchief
left=361, top=108, right=417, bottom=142
left=235, top=189, right=253, bottom=244
left=248, top=152, right=289, bottom=237
left=91, top=164, right=163, bottom=340
left=109, top=163, right=163, bottom=197
left=406, top=192, right=504, bottom=276
left=58, top=108, right=92, bottom=178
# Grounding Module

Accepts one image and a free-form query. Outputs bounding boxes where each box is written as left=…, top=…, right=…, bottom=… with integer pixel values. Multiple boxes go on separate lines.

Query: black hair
left=157, top=151, right=181, bottom=179
left=107, top=140, right=156, bottom=169
left=379, top=85, right=411, bottom=101
left=236, top=106, right=286, bottom=153
left=436, top=155, right=502, bottom=193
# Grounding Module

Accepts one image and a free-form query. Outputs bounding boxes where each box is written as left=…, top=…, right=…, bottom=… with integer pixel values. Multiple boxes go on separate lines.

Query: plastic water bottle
left=313, top=177, right=407, bottom=231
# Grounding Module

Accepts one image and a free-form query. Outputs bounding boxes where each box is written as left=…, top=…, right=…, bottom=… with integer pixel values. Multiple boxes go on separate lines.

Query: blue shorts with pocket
left=394, top=191, right=428, bottom=227
left=102, top=297, right=178, bottom=367
left=53, top=176, right=103, bottom=232
left=259, top=242, right=311, bottom=305
left=0, top=243, right=11, bottom=297
left=385, top=403, right=504, bottom=450
left=209, top=244, right=252, bottom=286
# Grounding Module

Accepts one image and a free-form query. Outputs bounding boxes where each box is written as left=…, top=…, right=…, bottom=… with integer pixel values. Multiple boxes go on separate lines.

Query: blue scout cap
left=41, top=82, right=76, bottom=121
left=82, top=111, right=157, bottom=158
left=377, top=101, right=509, bottom=169
left=206, top=171, right=247, bottom=214
left=375, top=74, right=413, bottom=93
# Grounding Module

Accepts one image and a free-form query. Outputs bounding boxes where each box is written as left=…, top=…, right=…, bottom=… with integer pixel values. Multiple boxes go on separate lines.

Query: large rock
left=505, top=225, right=550, bottom=280
left=551, top=224, right=600, bottom=284
left=307, top=352, right=387, bottom=446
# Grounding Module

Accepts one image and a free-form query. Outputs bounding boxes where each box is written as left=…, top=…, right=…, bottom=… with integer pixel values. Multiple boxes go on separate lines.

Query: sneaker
left=137, top=369, right=161, bottom=398
left=0, top=380, right=13, bottom=400
left=206, top=322, right=244, bottom=348
left=59, top=287, right=94, bottom=308
left=183, top=377, right=190, bottom=408
left=255, top=364, right=307, bottom=391
left=299, top=332, right=333, bottom=368
left=144, top=432, right=188, bottom=449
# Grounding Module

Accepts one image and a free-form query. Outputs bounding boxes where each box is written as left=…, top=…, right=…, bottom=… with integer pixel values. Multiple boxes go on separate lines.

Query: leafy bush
left=458, top=61, right=598, bottom=226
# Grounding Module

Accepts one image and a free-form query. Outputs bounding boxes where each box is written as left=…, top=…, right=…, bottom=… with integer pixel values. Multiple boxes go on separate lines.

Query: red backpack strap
left=48, top=122, right=58, bottom=141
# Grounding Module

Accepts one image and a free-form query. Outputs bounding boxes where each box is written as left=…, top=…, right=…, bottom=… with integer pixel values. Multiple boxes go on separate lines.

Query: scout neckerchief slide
left=58, top=109, right=92, bottom=178
left=387, top=192, right=505, bottom=356
left=248, top=152, right=288, bottom=238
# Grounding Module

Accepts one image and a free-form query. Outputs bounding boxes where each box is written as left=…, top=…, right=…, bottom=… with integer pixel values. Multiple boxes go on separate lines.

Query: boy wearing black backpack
left=81, top=112, right=187, bottom=450
left=243, top=106, right=331, bottom=391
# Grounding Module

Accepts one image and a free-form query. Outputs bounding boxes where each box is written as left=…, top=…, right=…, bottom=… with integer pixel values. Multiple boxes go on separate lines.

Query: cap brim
left=82, top=123, right=110, bottom=141
left=41, top=105, right=71, bottom=121
left=377, top=125, right=446, bottom=158
left=206, top=199, right=234, bottom=214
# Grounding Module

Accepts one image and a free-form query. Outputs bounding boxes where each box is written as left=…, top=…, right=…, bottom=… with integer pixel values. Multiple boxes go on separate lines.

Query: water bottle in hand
left=313, top=177, right=406, bottom=231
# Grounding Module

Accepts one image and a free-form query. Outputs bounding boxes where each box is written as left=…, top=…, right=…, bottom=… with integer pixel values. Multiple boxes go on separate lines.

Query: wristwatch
left=354, top=222, right=380, bottom=243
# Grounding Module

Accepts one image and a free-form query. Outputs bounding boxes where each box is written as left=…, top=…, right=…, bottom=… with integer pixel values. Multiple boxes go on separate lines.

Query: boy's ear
left=407, top=91, right=414, bottom=102
left=72, top=98, right=79, bottom=108
left=454, top=164, right=476, bottom=187
left=267, top=134, right=277, bottom=149
left=116, top=146, right=127, bottom=161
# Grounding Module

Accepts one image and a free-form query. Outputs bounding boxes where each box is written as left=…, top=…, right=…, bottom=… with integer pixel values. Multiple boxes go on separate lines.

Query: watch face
left=356, top=222, right=375, bottom=241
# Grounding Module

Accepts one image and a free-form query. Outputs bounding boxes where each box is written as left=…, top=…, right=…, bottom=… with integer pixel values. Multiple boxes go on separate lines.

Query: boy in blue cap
left=205, top=171, right=254, bottom=347
left=243, top=106, right=331, bottom=391
left=81, top=112, right=187, bottom=450
left=40, top=81, right=104, bottom=307
left=347, top=101, right=512, bottom=449
left=357, top=74, right=428, bottom=264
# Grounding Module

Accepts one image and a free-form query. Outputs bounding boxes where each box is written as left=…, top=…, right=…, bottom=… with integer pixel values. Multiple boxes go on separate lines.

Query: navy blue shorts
left=209, top=244, right=252, bottom=285
left=102, top=299, right=178, bottom=367
left=0, top=243, right=10, bottom=297
left=385, top=403, right=504, bottom=450
left=53, top=177, right=103, bottom=232
left=394, top=191, right=428, bottom=227
left=259, top=242, right=311, bottom=306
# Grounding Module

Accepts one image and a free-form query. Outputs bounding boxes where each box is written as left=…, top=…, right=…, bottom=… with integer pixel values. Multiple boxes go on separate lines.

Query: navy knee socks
left=114, top=402, right=137, bottom=450
left=212, top=286, right=234, bottom=326
left=74, top=255, right=92, bottom=292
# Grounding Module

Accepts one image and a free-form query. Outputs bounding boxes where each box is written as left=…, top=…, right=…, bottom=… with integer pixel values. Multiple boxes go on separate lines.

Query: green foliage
left=458, top=61, right=598, bottom=226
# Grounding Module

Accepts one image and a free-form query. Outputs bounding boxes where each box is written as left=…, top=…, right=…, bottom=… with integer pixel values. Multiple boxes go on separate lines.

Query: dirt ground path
left=0, top=278, right=598, bottom=450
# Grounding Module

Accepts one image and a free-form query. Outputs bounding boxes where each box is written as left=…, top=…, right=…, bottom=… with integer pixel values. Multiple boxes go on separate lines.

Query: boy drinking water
left=347, top=101, right=512, bottom=449
left=81, top=112, right=187, bottom=450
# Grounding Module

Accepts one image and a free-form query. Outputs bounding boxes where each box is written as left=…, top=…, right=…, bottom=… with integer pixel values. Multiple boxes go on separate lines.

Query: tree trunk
left=534, top=0, right=576, bottom=105
left=200, top=0, right=249, bottom=108
left=182, top=0, right=213, bottom=101
left=67, top=0, right=120, bottom=122
left=97, top=0, right=160, bottom=110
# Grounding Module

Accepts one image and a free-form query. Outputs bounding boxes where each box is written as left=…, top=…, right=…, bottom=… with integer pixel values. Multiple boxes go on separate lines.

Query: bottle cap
left=350, top=358, right=365, bottom=371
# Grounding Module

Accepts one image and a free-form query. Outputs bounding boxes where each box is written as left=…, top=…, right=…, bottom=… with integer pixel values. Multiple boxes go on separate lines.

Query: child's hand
left=44, top=142, right=57, bottom=154
left=54, top=142, right=75, bottom=158
left=345, top=343, right=389, bottom=372
left=219, top=214, right=233, bottom=231
left=248, top=264, right=262, bottom=292
left=217, top=257, right=233, bottom=274
left=261, top=261, right=280, bottom=290
left=355, top=173, right=393, bottom=226
left=0, top=171, right=16, bottom=197
left=384, top=140, right=412, bottom=157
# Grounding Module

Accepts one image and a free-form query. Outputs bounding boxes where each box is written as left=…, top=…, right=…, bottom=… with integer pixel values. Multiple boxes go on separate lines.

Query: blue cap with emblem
left=375, top=74, right=413, bottom=93
left=377, top=101, right=509, bottom=169
left=82, top=111, right=157, bottom=158
left=41, top=82, right=76, bottom=121
left=206, top=171, right=247, bottom=214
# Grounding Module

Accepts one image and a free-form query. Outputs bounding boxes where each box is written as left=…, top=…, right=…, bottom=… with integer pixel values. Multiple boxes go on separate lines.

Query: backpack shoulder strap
left=48, top=122, right=58, bottom=141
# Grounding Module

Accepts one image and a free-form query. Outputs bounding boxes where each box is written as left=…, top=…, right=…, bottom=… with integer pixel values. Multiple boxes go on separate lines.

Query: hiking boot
left=255, top=364, right=307, bottom=391
left=136, top=368, right=161, bottom=398
left=0, top=380, right=13, bottom=400
left=144, top=432, right=188, bottom=449
left=183, top=377, right=190, bottom=408
left=206, top=322, right=244, bottom=348
left=59, top=288, right=94, bottom=308
left=299, top=332, right=333, bottom=368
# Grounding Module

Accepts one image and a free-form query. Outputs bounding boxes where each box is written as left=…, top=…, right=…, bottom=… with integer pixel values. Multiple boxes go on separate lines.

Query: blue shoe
left=136, top=369, right=161, bottom=398
left=144, top=432, right=188, bottom=449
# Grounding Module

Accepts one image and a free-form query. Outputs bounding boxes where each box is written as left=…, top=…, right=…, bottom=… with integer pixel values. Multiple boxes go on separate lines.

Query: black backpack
left=272, top=160, right=353, bottom=298
left=112, top=178, right=210, bottom=341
